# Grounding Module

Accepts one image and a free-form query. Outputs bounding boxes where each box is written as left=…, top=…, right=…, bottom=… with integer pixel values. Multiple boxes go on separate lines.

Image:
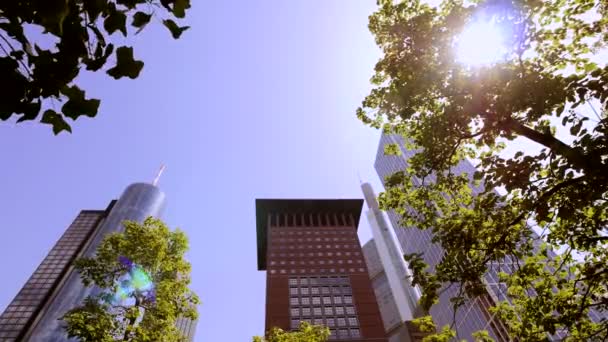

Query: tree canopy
left=0, top=0, right=191, bottom=134
left=62, top=217, right=199, bottom=342
left=359, top=0, right=607, bottom=340
left=253, top=322, right=330, bottom=342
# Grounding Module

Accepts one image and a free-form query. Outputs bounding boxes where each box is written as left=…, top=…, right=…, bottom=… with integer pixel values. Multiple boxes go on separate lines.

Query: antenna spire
left=152, top=164, right=165, bottom=186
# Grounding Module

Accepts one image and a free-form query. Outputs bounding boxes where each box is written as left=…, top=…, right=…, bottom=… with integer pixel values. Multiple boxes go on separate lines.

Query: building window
left=313, top=307, right=322, bottom=316
left=335, top=307, right=344, bottom=315
left=324, top=307, right=333, bottom=315
left=350, top=328, right=361, bottom=338
left=291, top=308, right=300, bottom=316
left=290, top=298, right=299, bottom=306
left=348, top=317, right=358, bottom=326
left=312, top=297, right=321, bottom=305
left=337, top=318, right=346, bottom=327
left=346, top=306, right=355, bottom=315
left=322, top=297, right=331, bottom=305
left=334, top=296, right=342, bottom=304
left=326, top=318, right=335, bottom=327
left=344, top=296, right=353, bottom=304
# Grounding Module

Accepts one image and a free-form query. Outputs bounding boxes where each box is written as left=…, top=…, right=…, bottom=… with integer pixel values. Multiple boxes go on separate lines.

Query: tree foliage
left=0, top=0, right=191, bottom=134
left=62, top=217, right=199, bottom=342
left=359, top=0, right=608, bottom=340
left=253, top=322, right=330, bottom=342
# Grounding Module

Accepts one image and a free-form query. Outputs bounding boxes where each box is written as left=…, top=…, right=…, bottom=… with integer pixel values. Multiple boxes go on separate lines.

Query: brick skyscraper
left=256, top=199, right=387, bottom=341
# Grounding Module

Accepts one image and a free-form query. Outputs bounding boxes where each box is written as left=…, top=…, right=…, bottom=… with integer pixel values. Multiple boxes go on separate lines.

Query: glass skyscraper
left=374, top=134, right=509, bottom=341
left=0, top=182, right=197, bottom=342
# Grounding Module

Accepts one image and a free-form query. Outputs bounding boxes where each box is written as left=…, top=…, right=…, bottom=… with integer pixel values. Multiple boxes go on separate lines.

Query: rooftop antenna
left=152, top=164, right=165, bottom=186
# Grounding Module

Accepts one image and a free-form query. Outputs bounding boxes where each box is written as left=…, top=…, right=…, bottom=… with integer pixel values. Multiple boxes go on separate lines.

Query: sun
left=455, top=17, right=509, bottom=66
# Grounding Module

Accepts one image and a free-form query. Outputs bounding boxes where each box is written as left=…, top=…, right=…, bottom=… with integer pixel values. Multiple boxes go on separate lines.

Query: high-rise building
left=361, top=182, right=431, bottom=342
left=374, top=134, right=510, bottom=341
left=0, top=182, right=197, bottom=342
left=255, top=199, right=387, bottom=341
left=363, top=239, right=429, bottom=342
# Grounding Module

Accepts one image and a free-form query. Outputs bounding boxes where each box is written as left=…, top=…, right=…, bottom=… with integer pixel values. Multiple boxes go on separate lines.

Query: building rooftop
left=255, top=199, right=364, bottom=270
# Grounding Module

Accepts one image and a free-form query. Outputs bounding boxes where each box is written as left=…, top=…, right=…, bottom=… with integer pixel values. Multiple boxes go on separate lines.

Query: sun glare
left=456, top=18, right=508, bottom=66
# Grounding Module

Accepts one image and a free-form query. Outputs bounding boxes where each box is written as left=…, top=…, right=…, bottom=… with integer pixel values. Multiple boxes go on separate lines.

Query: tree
left=62, top=217, right=199, bottom=341
left=358, top=0, right=607, bottom=340
left=0, top=0, right=191, bottom=134
left=253, top=322, right=330, bottom=342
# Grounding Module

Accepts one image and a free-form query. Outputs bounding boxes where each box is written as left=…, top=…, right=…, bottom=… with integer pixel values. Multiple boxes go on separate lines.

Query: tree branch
left=502, top=116, right=604, bottom=174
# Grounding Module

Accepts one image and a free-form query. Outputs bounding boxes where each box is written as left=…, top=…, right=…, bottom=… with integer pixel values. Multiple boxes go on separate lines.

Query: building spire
left=152, top=164, right=165, bottom=186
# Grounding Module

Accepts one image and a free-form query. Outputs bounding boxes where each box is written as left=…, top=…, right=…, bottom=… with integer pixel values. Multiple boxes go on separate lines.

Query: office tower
left=374, top=134, right=510, bottom=341
left=362, top=239, right=429, bottom=342
left=255, top=199, right=387, bottom=341
left=0, top=182, right=197, bottom=341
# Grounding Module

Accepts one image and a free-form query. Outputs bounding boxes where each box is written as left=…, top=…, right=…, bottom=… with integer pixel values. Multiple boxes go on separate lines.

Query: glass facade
left=0, top=211, right=106, bottom=341
left=25, top=183, right=168, bottom=341
left=288, top=276, right=360, bottom=340
left=374, top=134, right=507, bottom=341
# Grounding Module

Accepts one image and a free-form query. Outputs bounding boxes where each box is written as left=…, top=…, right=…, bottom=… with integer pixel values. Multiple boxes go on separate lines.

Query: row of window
left=288, top=277, right=350, bottom=286
left=270, top=252, right=361, bottom=258
left=291, top=316, right=358, bottom=328
left=271, top=229, right=354, bottom=236
left=273, top=237, right=357, bottom=243
left=289, top=304, right=356, bottom=316
left=270, top=244, right=360, bottom=251
left=271, top=259, right=363, bottom=266
left=290, top=286, right=354, bottom=297
left=270, top=268, right=366, bottom=275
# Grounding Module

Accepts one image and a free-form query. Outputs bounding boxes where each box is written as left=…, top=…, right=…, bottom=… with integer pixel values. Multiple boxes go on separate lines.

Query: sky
left=0, top=1, right=386, bottom=341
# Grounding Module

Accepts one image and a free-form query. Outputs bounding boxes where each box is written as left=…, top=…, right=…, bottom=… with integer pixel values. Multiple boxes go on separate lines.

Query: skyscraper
left=0, top=182, right=197, bottom=341
left=374, top=134, right=510, bottom=341
left=255, top=199, right=387, bottom=341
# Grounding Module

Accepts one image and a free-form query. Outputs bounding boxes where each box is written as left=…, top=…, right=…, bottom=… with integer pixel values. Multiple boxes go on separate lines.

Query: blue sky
left=0, top=1, right=386, bottom=340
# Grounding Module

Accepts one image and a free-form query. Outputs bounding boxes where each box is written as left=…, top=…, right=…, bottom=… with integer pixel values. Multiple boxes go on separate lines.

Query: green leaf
left=173, top=0, right=189, bottom=18
left=106, top=46, right=144, bottom=79
left=163, top=19, right=190, bottom=39
left=41, top=109, right=72, bottom=134
left=61, top=86, right=101, bottom=120
left=132, top=12, right=152, bottom=29
left=83, top=0, right=107, bottom=21
left=16, top=101, right=42, bottom=122
left=104, top=5, right=127, bottom=37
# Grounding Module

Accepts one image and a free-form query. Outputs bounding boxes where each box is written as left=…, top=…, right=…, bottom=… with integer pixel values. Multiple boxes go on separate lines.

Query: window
left=313, top=307, right=322, bottom=316
left=323, top=297, right=331, bottom=305
left=333, top=296, right=342, bottom=304
left=324, top=307, right=333, bottom=315
left=301, top=297, right=310, bottom=305
left=302, top=307, right=311, bottom=316
left=339, top=329, right=349, bottom=338
left=301, top=288, right=309, bottom=295
left=350, top=328, right=361, bottom=338
left=344, top=296, right=353, bottom=304
left=290, top=298, right=299, bottom=306
left=335, top=307, right=344, bottom=315
left=346, top=306, right=355, bottom=315
left=321, top=287, right=330, bottom=295
left=291, top=319, right=300, bottom=328
left=312, top=297, right=321, bottom=305
left=326, top=318, right=335, bottom=327
left=314, top=318, right=323, bottom=325
left=348, top=317, right=358, bottom=326
left=311, top=287, right=320, bottom=295
left=291, top=308, right=299, bottom=316
left=337, top=318, right=346, bottom=327
left=290, top=288, right=298, bottom=296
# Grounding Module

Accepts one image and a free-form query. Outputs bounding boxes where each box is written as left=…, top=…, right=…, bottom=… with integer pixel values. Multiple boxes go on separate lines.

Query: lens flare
left=455, top=17, right=509, bottom=66
left=103, top=256, right=156, bottom=306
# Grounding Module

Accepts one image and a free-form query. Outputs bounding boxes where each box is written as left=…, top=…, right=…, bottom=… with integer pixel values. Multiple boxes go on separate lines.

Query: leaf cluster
left=62, top=217, right=199, bottom=342
left=253, top=322, right=330, bottom=342
left=0, top=0, right=191, bottom=133
left=361, top=0, right=608, bottom=340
